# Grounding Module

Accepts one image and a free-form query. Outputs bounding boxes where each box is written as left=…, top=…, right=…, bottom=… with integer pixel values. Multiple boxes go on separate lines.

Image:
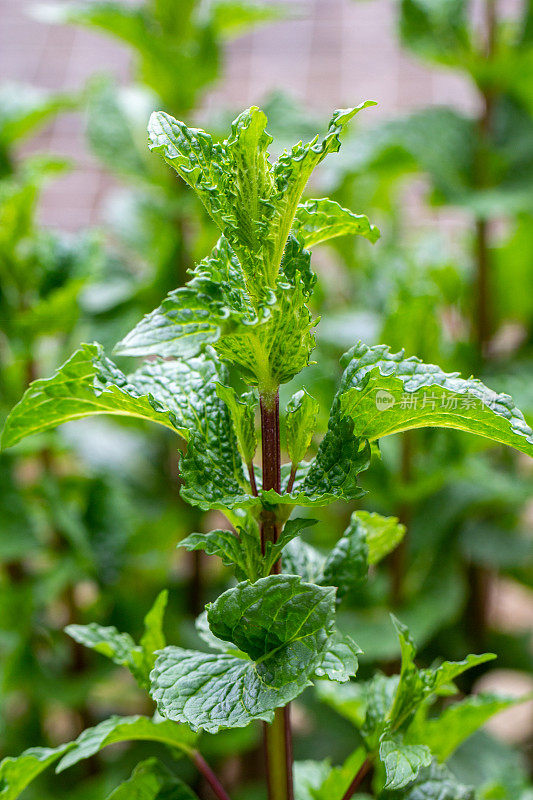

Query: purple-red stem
left=260, top=389, right=294, bottom=800
left=192, top=751, right=233, bottom=800
left=340, top=757, right=373, bottom=800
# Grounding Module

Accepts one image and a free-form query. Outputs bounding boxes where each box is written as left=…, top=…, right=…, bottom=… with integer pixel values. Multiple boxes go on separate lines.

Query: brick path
left=0, top=0, right=477, bottom=230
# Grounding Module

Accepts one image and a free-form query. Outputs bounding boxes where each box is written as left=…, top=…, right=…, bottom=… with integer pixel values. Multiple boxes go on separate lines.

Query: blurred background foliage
left=1, top=1, right=533, bottom=798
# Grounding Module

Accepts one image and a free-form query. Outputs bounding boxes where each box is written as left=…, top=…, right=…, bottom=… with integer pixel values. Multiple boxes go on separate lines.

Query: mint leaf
left=1, top=345, right=233, bottom=450
left=390, top=762, right=474, bottom=800
left=302, top=417, right=371, bottom=503
left=282, top=538, right=325, bottom=583
left=216, top=384, right=257, bottom=465
left=179, top=526, right=263, bottom=581
left=66, top=591, right=168, bottom=689
left=265, top=517, right=318, bottom=572
left=379, top=736, right=432, bottom=790
left=138, top=590, right=168, bottom=680
left=315, top=633, right=361, bottom=683
left=1, top=344, right=177, bottom=448
left=293, top=198, right=379, bottom=247
left=388, top=616, right=496, bottom=730
left=151, top=576, right=336, bottom=732
left=56, top=715, right=196, bottom=773
left=0, top=743, right=72, bottom=800
left=338, top=342, right=533, bottom=456
left=106, top=758, right=197, bottom=800
left=315, top=679, right=367, bottom=728
left=115, top=237, right=259, bottom=360
left=322, top=522, right=369, bottom=600
left=286, top=389, right=319, bottom=466
left=408, top=693, right=527, bottom=763
left=353, top=511, right=406, bottom=566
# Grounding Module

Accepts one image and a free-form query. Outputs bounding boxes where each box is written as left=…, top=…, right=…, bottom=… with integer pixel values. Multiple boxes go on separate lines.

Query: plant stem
left=340, top=756, right=373, bottom=800
left=192, top=751, right=233, bottom=800
left=259, top=388, right=294, bottom=800
left=247, top=461, right=259, bottom=496
left=286, top=464, right=297, bottom=494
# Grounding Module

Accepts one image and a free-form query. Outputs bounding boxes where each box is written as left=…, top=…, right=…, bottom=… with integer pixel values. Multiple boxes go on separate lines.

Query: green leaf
left=151, top=576, right=336, bottom=732
left=265, top=516, right=318, bottom=572
left=115, top=237, right=259, bottom=360
left=138, top=590, right=168, bottom=679
left=314, top=748, right=367, bottom=800
left=293, top=198, right=379, bottom=248
left=106, top=758, right=198, bottom=800
left=314, top=633, right=360, bottom=683
left=338, top=342, right=533, bottom=457
left=56, top=715, right=197, bottom=773
left=354, top=511, right=406, bottom=566
left=179, top=526, right=263, bottom=581
left=66, top=591, right=168, bottom=689
left=282, top=538, right=325, bottom=583
left=286, top=389, right=320, bottom=466
left=0, top=743, right=72, bottom=800
left=293, top=760, right=331, bottom=800
left=315, top=679, right=367, bottom=728
left=321, top=511, right=406, bottom=601
left=301, top=417, right=371, bottom=503
left=379, top=736, right=432, bottom=791
left=0, top=82, right=73, bottom=152
left=387, top=762, right=474, bottom=800
left=1, top=345, right=232, bottom=450
left=322, top=522, right=369, bottom=600
left=409, top=693, right=528, bottom=763
left=216, top=384, right=257, bottom=464
left=388, top=616, right=496, bottom=730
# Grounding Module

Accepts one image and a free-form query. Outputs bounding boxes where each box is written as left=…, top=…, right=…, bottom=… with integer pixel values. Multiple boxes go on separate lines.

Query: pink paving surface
left=0, top=0, right=478, bottom=231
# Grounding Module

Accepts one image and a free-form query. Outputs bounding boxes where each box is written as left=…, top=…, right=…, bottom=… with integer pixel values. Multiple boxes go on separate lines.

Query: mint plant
left=2, top=104, right=533, bottom=800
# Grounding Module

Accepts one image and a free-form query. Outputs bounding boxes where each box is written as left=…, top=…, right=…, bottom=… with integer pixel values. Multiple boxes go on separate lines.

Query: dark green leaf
left=379, top=736, right=432, bottom=790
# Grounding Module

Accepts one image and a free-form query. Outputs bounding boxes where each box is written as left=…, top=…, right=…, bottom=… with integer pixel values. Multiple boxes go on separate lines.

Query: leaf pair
left=150, top=575, right=359, bottom=733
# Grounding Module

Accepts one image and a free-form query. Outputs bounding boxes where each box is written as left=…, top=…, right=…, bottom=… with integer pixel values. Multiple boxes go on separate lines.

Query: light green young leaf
left=293, top=198, right=379, bottom=248
left=409, top=693, right=527, bottom=763
left=105, top=758, right=198, bottom=800
left=138, top=590, right=168, bottom=679
left=216, top=384, right=257, bottom=464
left=293, top=759, right=331, bottom=800
left=314, top=633, right=361, bottom=683
left=379, top=736, right=432, bottom=791
left=338, top=342, right=533, bottom=457
left=56, top=715, right=197, bottom=772
left=388, top=616, right=496, bottom=730
left=151, top=576, right=336, bottom=732
left=0, top=82, right=73, bottom=151
left=353, top=511, right=406, bottom=566
left=66, top=591, right=168, bottom=689
left=0, top=743, right=72, bottom=800
left=315, top=679, right=367, bottom=728
left=286, top=388, right=320, bottom=466
left=315, top=748, right=367, bottom=800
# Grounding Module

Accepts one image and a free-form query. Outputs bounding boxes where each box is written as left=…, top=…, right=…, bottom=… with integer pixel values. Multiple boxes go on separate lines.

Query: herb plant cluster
left=2, top=102, right=533, bottom=800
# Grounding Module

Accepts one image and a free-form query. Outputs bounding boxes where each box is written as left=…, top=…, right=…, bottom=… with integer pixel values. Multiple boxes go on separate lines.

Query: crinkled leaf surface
left=353, top=511, right=406, bottom=566
left=150, top=576, right=336, bottom=732
left=380, top=736, right=432, bottom=790
left=314, top=633, right=360, bottom=682
left=179, top=526, right=263, bottom=581
left=293, top=198, right=379, bottom=248
left=386, top=762, right=474, bottom=800
left=106, top=758, right=198, bottom=800
left=56, top=715, right=196, bottom=773
left=1, top=344, right=232, bottom=450
left=338, top=342, right=533, bottom=456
